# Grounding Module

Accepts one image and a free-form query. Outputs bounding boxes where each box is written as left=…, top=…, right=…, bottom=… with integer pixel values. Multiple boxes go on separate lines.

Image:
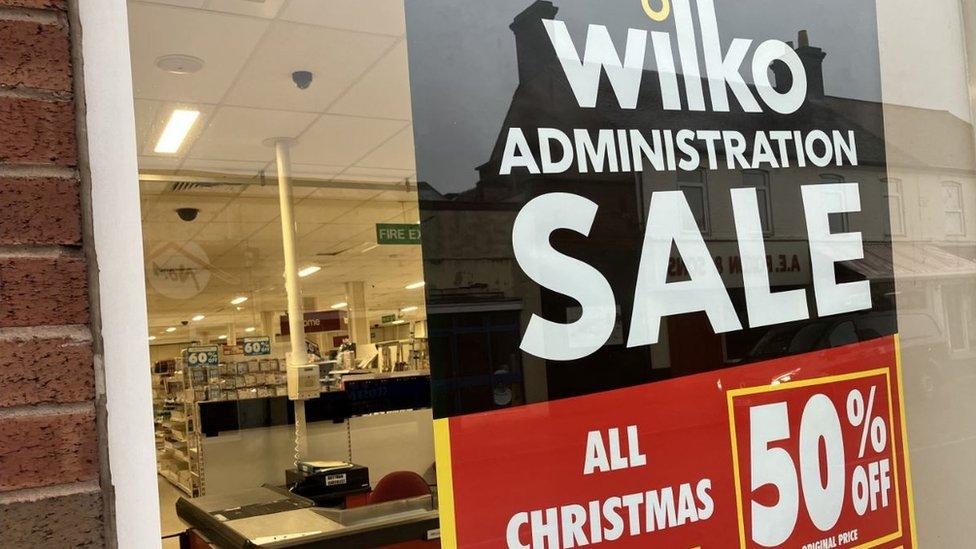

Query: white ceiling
left=128, top=0, right=425, bottom=342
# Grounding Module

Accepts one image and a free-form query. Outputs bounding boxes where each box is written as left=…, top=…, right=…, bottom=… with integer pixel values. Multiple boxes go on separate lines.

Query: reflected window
left=743, top=170, right=773, bottom=234
left=820, top=173, right=849, bottom=233
left=942, top=181, right=965, bottom=236
left=882, top=177, right=905, bottom=236
left=678, top=169, right=709, bottom=233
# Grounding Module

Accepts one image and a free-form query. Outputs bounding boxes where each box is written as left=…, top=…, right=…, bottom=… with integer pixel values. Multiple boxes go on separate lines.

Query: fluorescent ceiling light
left=165, top=327, right=177, bottom=333
left=154, top=109, right=200, bottom=154
left=191, top=314, right=205, bottom=322
left=148, top=336, right=157, bottom=341
left=405, top=281, right=426, bottom=290
left=218, top=335, right=228, bottom=340
left=391, top=320, right=408, bottom=325
left=231, top=296, right=248, bottom=305
left=400, top=306, right=419, bottom=313
left=244, top=327, right=256, bottom=333
left=298, top=265, right=322, bottom=278
left=362, top=244, right=379, bottom=253
left=331, top=302, right=348, bottom=310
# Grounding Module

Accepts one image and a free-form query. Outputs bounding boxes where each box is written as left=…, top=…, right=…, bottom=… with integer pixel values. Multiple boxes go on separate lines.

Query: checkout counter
left=176, top=468, right=441, bottom=548
left=174, top=345, right=439, bottom=547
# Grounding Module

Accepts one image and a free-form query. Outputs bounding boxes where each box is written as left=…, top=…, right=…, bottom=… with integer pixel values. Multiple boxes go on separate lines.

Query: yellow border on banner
left=726, top=364, right=907, bottom=549
left=433, top=418, right=457, bottom=548
left=894, top=335, right=919, bottom=547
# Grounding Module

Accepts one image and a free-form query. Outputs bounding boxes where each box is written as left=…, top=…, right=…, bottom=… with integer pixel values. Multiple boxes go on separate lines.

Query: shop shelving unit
left=152, top=357, right=203, bottom=497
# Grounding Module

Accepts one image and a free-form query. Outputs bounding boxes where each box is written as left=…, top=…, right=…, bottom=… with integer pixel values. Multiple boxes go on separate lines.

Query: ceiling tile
left=133, top=99, right=163, bottom=151
left=188, top=106, right=316, bottom=162
left=279, top=0, right=406, bottom=37
left=341, top=166, right=415, bottom=184
left=204, top=0, right=286, bottom=18
left=328, top=40, right=412, bottom=120
left=223, top=22, right=395, bottom=112
left=138, top=155, right=183, bottom=171
left=355, top=126, right=416, bottom=170
left=290, top=115, right=407, bottom=166
left=181, top=158, right=271, bottom=176
left=290, top=164, right=345, bottom=180
left=128, top=3, right=269, bottom=103
left=139, top=0, right=207, bottom=7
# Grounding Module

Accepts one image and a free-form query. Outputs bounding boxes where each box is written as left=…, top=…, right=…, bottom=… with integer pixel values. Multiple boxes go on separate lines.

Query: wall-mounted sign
left=381, top=314, right=398, bottom=324
left=280, top=310, right=343, bottom=335
left=406, top=0, right=911, bottom=546
left=376, top=223, right=422, bottom=245
left=185, top=345, right=218, bottom=367
left=242, top=336, right=271, bottom=357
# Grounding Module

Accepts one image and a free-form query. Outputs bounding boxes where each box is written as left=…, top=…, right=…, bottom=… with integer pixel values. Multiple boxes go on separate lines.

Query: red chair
left=368, top=471, right=431, bottom=504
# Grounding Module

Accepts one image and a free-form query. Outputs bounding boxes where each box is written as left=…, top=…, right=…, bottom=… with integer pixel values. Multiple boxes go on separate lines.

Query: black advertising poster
left=405, top=1, right=914, bottom=547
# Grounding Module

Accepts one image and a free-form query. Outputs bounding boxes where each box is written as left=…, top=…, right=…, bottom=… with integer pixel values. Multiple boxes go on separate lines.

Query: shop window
left=678, top=169, right=709, bottom=233
left=743, top=169, right=773, bottom=234
left=942, top=181, right=966, bottom=236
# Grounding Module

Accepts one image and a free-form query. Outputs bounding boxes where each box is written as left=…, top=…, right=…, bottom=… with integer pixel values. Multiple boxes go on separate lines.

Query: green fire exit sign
left=376, top=223, right=421, bottom=245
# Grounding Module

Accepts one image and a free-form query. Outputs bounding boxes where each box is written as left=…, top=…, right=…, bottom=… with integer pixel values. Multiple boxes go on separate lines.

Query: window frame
left=742, top=169, right=774, bottom=235
left=677, top=168, right=711, bottom=235
left=881, top=177, right=906, bottom=237
left=942, top=180, right=966, bottom=237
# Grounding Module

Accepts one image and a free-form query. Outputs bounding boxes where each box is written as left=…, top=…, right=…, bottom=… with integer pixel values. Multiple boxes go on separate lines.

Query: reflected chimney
left=510, top=1, right=559, bottom=85
left=772, top=30, right=827, bottom=101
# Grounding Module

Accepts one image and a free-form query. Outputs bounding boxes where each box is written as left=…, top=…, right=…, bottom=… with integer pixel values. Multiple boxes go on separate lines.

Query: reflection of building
left=419, top=1, right=976, bottom=415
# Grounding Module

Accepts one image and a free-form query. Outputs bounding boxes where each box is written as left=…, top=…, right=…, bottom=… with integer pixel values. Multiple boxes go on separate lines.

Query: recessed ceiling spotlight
left=148, top=336, right=157, bottom=341
left=165, top=327, right=177, bottom=333
left=245, top=327, right=256, bottom=333
left=218, top=335, right=228, bottom=340
left=191, top=314, right=205, bottom=322
left=155, top=54, right=205, bottom=75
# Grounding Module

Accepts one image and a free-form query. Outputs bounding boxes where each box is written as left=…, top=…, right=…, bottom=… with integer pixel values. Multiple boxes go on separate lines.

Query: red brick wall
left=0, top=0, right=107, bottom=547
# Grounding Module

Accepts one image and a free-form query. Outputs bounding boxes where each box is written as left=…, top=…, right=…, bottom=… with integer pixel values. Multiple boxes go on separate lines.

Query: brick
left=0, top=97, right=76, bottom=166
left=0, top=0, right=66, bottom=9
left=0, top=20, right=71, bottom=92
left=0, top=177, right=81, bottom=245
left=0, top=255, right=88, bottom=327
left=0, top=490, right=103, bottom=547
left=0, top=337, right=93, bottom=407
left=0, top=408, right=97, bottom=491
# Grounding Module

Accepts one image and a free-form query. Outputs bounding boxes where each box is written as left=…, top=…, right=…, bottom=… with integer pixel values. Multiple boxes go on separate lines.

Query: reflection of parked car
left=743, top=312, right=950, bottom=400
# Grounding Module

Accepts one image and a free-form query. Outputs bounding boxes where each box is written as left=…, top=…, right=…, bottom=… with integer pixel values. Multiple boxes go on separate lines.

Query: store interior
left=128, top=1, right=438, bottom=546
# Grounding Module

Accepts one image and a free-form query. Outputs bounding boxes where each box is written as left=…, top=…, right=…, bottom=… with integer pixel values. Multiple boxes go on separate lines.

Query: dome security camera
left=176, top=207, right=200, bottom=222
left=292, top=70, right=313, bottom=90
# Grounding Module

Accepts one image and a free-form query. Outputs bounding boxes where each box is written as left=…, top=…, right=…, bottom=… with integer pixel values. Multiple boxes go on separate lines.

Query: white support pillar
left=275, top=138, right=309, bottom=367
left=274, top=138, right=309, bottom=463
left=345, top=281, right=370, bottom=345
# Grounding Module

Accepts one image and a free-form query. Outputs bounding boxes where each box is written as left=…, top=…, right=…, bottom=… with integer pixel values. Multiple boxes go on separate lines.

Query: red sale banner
left=434, top=335, right=916, bottom=548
